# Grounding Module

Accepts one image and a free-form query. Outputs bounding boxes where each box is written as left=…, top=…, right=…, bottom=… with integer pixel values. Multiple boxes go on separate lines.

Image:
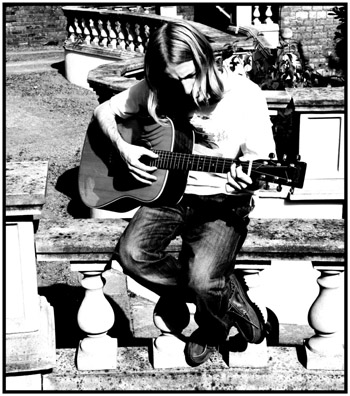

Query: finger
left=230, top=163, right=237, bottom=178
left=136, top=148, right=159, bottom=172
left=134, top=160, right=157, bottom=173
left=130, top=171, right=154, bottom=185
left=227, top=164, right=253, bottom=191
left=236, top=166, right=253, bottom=185
left=129, top=164, right=157, bottom=183
left=227, top=171, right=246, bottom=190
left=142, top=148, right=159, bottom=159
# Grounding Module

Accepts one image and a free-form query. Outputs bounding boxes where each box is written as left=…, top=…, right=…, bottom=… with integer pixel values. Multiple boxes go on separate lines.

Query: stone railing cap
left=286, top=87, right=344, bottom=110
left=6, top=161, right=49, bottom=209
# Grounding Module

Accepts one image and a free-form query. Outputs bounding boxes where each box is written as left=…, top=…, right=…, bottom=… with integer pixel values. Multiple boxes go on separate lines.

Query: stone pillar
left=304, top=263, right=344, bottom=370
left=6, top=161, right=55, bottom=390
left=151, top=297, right=191, bottom=368
left=224, top=263, right=270, bottom=368
left=72, top=263, right=118, bottom=370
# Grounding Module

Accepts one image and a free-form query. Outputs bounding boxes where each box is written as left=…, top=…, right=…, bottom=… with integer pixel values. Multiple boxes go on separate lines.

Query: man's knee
left=187, top=272, right=212, bottom=295
left=116, top=234, right=144, bottom=269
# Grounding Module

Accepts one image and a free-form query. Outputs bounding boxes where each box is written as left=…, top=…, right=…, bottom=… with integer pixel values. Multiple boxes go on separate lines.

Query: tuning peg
left=269, top=153, right=275, bottom=159
left=296, top=154, right=301, bottom=161
left=276, top=184, right=282, bottom=192
left=282, top=154, right=287, bottom=161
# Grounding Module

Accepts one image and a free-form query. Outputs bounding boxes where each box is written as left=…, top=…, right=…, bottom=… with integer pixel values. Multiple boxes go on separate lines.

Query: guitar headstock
left=248, top=154, right=307, bottom=194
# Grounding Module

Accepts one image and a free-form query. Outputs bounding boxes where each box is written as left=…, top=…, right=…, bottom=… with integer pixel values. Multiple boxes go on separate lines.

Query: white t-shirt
left=109, top=70, right=276, bottom=196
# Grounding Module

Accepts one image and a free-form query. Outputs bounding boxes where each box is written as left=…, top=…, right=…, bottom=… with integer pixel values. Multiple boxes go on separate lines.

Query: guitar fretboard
left=149, top=150, right=305, bottom=188
left=151, top=150, right=237, bottom=173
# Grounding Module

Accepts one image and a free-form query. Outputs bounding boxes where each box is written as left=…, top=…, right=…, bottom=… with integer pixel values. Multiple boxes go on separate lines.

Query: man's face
left=165, top=61, right=197, bottom=96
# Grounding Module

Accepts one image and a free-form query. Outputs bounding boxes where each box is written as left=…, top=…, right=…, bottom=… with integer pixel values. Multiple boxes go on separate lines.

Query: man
left=94, top=20, right=275, bottom=366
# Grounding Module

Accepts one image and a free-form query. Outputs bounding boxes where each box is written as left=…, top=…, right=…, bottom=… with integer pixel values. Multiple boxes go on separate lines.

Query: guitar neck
left=152, top=150, right=236, bottom=173
left=150, top=150, right=307, bottom=189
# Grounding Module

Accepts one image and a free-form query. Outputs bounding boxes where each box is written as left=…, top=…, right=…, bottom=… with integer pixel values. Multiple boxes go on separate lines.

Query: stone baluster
left=98, top=19, right=108, bottom=48
left=82, top=18, right=91, bottom=45
left=304, top=263, right=344, bottom=370
left=152, top=297, right=191, bottom=368
left=225, top=263, right=270, bottom=368
left=74, top=17, right=82, bottom=41
left=116, top=21, right=126, bottom=50
left=107, top=20, right=117, bottom=49
left=72, top=264, right=118, bottom=370
left=67, top=16, right=76, bottom=43
left=240, top=268, right=268, bottom=322
left=253, top=6, right=261, bottom=25
left=134, top=23, right=144, bottom=53
left=125, top=22, right=135, bottom=52
left=264, top=5, right=273, bottom=24
left=144, top=25, right=150, bottom=50
left=90, top=18, right=99, bottom=46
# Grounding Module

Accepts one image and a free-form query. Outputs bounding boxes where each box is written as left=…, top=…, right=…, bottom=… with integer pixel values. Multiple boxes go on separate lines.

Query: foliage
left=223, top=11, right=346, bottom=90
left=328, top=5, right=346, bottom=75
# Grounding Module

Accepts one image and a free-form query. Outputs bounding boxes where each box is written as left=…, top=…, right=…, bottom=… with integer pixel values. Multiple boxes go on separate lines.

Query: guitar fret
left=181, top=155, right=186, bottom=170
left=208, top=156, right=212, bottom=173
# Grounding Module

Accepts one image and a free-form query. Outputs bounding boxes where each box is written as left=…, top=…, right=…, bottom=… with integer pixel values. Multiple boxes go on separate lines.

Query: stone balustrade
left=64, top=6, right=154, bottom=54
left=62, top=5, right=262, bottom=89
left=63, top=5, right=255, bottom=55
left=35, top=216, right=345, bottom=372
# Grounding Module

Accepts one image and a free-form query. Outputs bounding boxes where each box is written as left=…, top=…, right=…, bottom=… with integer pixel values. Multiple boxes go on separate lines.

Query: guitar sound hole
left=113, top=172, right=145, bottom=191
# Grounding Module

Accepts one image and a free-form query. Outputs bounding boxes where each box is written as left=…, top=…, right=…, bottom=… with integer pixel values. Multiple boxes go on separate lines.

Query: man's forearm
left=93, top=101, right=125, bottom=150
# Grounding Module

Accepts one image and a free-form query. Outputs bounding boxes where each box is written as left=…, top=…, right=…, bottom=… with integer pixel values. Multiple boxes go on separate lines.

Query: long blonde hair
left=144, top=20, right=224, bottom=125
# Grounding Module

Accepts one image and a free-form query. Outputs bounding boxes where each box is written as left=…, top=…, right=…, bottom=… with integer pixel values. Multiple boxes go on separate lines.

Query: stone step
left=6, top=48, right=64, bottom=62
left=6, top=49, right=64, bottom=74
left=41, top=346, right=344, bottom=391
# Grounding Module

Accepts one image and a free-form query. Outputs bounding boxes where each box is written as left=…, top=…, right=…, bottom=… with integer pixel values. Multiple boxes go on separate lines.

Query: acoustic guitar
left=78, top=117, right=307, bottom=212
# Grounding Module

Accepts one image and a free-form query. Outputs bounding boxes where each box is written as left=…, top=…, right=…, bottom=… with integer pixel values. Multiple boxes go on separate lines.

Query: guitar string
left=153, top=150, right=287, bottom=167
left=151, top=152, right=293, bottom=182
left=152, top=153, right=292, bottom=176
left=153, top=155, right=274, bottom=170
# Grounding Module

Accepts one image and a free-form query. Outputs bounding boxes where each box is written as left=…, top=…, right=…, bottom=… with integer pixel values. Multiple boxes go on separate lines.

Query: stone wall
left=5, top=5, right=67, bottom=47
left=280, top=5, right=340, bottom=73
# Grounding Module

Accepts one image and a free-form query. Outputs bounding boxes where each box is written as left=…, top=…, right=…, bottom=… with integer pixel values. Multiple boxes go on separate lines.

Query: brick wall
left=5, top=5, right=67, bottom=47
left=280, top=5, right=340, bottom=73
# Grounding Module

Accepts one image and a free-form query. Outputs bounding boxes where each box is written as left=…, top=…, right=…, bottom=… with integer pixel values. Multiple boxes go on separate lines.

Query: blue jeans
left=115, top=193, right=253, bottom=343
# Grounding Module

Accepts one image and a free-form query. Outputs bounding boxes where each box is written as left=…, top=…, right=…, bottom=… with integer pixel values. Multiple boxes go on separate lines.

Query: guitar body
left=78, top=117, right=193, bottom=212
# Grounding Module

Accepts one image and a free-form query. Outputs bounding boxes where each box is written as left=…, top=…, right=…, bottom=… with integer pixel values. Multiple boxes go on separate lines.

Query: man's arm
left=93, top=100, right=126, bottom=151
left=93, top=100, right=158, bottom=184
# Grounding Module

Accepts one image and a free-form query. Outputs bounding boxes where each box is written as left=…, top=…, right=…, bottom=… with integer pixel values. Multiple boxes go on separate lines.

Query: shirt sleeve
left=239, top=81, right=276, bottom=161
left=109, top=79, right=149, bottom=119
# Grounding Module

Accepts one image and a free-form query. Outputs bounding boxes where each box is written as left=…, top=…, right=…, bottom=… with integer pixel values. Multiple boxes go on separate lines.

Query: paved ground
left=6, top=47, right=99, bottom=220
